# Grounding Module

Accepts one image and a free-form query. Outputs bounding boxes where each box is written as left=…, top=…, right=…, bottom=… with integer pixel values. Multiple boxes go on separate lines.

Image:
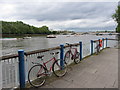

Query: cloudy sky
left=0, top=0, right=119, bottom=32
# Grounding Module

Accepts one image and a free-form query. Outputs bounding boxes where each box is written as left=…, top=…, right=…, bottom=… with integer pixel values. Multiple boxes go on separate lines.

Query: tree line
left=1, top=21, right=58, bottom=35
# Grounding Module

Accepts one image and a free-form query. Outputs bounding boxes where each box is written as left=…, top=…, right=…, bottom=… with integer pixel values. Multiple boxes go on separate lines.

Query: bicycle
left=95, top=41, right=100, bottom=55
left=64, top=43, right=80, bottom=64
left=28, top=52, right=67, bottom=87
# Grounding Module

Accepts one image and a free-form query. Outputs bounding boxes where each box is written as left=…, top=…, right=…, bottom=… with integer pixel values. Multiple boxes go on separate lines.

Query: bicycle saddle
left=50, top=52, right=59, bottom=55
left=37, top=55, right=44, bottom=59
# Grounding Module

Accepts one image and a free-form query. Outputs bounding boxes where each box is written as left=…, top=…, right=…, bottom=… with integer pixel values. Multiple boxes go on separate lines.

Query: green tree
left=112, top=4, right=120, bottom=33
left=1, top=21, right=55, bottom=35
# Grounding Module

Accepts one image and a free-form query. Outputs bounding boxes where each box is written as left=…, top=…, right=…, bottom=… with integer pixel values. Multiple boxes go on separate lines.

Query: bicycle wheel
left=52, top=59, right=67, bottom=77
left=28, top=64, right=47, bottom=87
left=74, top=52, right=80, bottom=64
left=64, top=51, right=70, bottom=64
left=96, top=45, right=100, bottom=55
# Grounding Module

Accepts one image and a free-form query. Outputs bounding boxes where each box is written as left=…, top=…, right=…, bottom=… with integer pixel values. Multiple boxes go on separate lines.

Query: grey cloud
left=10, top=2, right=117, bottom=21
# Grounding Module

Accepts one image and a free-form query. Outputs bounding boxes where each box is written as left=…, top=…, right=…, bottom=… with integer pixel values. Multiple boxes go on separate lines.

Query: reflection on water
left=1, top=35, right=117, bottom=56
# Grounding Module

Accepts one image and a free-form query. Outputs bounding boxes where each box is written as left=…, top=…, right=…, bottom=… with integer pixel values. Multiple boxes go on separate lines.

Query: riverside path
left=30, top=48, right=118, bottom=88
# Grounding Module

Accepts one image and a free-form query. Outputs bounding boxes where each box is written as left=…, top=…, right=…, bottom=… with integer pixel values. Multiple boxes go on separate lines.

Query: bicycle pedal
left=46, top=71, right=52, bottom=75
left=48, top=72, right=52, bottom=76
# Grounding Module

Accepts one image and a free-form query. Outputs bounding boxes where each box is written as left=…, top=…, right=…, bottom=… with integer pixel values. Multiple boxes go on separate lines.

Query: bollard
left=60, top=44, right=64, bottom=69
left=18, top=50, right=25, bottom=88
left=79, top=42, right=82, bottom=61
left=91, top=40, right=94, bottom=55
left=102, top=38, right=104, bottom=49
left=106, top=38, right=108, bottom=47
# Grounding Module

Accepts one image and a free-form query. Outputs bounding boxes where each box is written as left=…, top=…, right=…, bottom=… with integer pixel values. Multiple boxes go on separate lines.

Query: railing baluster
left=25, top=56, right=28, bottom=82
left=14, top=58, right=19, bottom=88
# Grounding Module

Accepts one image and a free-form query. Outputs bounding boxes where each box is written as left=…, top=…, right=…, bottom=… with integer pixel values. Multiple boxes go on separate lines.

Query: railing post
left=60, top=44, right=64, bottom=68
left=106, top=38, right=108, bottom=48
left=79, top=41, right=82, bottom=61
left=91, top=40, right=94, bottom=55
left=102, top=38, right=104, bottom=49
left=18, top=50, right=25, bottom=88
left=98, top=39, right=100, bottom=44
left=98, top=39, right=100, bottom=50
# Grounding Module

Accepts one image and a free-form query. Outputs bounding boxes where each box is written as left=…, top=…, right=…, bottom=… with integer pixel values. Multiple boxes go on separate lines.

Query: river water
left=1, top=34, right=117, bottom=56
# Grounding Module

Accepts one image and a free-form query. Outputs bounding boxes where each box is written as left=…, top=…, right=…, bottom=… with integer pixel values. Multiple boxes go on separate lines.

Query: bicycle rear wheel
left=74, top=52, right=80, bottom=64
left=64, top=51, right=70, bottom=64
left=28, top=64, right=47, bottom=87
left=52, top=59, right=67, bottom=77
left=96, top=45, right=100, bottom=55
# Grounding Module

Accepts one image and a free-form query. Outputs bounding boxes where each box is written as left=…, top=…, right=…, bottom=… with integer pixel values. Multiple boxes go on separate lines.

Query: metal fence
left=0, top=38, right=118, bottom=89
left=1, top=58, right=19, bottom=88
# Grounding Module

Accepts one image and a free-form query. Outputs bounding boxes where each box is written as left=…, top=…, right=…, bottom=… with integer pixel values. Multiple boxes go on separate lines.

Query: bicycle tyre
left=52, top=59, right=67, bottom=77
left=28, top=64, right=47, bottom=88
left=64, top=51, right=70, bottom=64
left=96, top=45, right=100, bottom=55
left=74, top=52, right=80, bottom=64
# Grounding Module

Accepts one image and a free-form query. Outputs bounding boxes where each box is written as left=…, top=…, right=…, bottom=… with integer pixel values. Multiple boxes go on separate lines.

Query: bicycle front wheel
left=28, top=64, right=47, bottom=88
left=52, top=59, right=67, bottom=77
left=74, top=52, right=80, bottom=64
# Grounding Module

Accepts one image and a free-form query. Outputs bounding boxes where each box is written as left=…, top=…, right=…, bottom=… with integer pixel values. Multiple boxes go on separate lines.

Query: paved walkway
left=40, top=48, right=118, bottom=88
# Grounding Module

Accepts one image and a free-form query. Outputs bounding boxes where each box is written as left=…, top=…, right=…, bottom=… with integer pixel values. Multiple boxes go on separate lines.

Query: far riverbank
left=2, top=34, right=48, bottom=38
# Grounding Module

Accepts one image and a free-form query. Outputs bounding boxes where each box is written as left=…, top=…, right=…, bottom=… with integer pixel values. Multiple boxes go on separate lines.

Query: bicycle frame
left=36, top=56, right=57, bottom=76
left=42, top=57, right=57, bottom=71
left=69, top=46, right=78, bottom=57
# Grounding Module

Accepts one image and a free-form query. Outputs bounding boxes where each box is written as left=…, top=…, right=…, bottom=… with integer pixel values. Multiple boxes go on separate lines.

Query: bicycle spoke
left=52, top=59, right=67, bottom=77
left=28, top=65, right=47, bottom=87
left=74, top=52, right=80, bottom=64
left=64, top=51, right=71, bottom=65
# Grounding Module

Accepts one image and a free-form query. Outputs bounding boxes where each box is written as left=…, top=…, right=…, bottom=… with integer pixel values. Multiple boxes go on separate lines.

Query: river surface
left=1, top=34, right=117, bottom=56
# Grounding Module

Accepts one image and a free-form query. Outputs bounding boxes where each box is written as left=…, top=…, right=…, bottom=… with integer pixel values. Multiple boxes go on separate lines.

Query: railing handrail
left=0, top=54, right=18, bottom=60
left=93, top=38, right=118, bottom=42
left=0, top=43, right=80, bottom=60
left=107, top=38, right=118, bottom=40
